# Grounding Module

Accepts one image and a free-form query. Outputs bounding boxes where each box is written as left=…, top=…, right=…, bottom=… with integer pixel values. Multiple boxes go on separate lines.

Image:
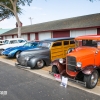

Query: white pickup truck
left=0, top=38, right=27, bottom=54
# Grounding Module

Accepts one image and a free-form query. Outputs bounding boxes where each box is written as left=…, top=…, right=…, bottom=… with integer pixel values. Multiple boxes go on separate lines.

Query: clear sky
left=0, top=0, right=100, bottom=29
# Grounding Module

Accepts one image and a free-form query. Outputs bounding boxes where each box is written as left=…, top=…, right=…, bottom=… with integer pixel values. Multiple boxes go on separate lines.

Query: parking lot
left=0, top=55, right=100, bottom=96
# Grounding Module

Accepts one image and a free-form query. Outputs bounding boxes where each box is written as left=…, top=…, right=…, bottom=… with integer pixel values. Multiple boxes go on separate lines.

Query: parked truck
left=51, top=35, right=100, bottom=89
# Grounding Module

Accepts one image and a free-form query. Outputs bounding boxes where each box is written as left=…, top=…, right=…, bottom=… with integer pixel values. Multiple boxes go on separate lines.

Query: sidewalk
left=0, top=56, right=100, bottom=96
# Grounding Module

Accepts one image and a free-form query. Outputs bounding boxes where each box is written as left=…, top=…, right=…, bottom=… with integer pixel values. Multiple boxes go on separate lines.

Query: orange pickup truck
left=51, top=35, right=100, bottom=89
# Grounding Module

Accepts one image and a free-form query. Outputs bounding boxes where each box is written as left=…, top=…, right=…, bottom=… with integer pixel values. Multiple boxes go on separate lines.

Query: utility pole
left=29, top=17, right=33, bottom=25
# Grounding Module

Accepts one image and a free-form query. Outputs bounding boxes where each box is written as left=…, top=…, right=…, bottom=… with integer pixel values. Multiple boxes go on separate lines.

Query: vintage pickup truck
left=51, top=35, right=100, bottom=89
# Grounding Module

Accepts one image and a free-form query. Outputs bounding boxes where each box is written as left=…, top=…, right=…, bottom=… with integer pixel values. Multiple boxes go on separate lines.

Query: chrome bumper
left=15, top=62, right=31, bottom=69
left=49, top=71, right=86, bottom=87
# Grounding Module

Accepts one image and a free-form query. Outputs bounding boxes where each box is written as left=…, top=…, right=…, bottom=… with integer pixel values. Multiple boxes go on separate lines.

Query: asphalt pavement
left=0, top=61, right=100, bottom=100
left=0, top=56, right=100, bottom=97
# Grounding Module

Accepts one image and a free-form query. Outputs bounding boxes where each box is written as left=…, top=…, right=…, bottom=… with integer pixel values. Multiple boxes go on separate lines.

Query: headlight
left=25, top=56, right=30, bottom=61
left=59, top=58, right=64, bottom=63
left=77, top=62, right=82, bottom=68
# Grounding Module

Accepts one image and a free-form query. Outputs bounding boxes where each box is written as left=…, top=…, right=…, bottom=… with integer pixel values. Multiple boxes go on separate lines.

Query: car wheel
left=15, top=51, right=21, bottom=58
left=52, top=66, right=60, bottom=74
left=84, top=70, right=98, bottom=89
left=36, top=60, right=45, bottom=69
left=0, top=49, right=4, bottom=55
left=67, top=48, right=73, bottom=54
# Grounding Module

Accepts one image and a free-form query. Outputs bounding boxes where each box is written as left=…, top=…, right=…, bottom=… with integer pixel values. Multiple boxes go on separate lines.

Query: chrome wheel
left=91, top=72, right=98, bottom=86
left=36, top=60, right=44, bottom=69
left=84, top=70, right=98, bottom=89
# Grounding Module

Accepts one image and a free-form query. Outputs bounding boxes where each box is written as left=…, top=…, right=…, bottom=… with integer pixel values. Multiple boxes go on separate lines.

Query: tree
left=89, top=0, right=100, bottom=2
left=0, top=5, right=21, bottom=21
left=0, top=0, right=33, bottom=38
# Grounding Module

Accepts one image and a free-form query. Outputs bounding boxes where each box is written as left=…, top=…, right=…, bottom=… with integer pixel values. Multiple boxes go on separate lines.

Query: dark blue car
left=2, top=41, right=39, bottom=58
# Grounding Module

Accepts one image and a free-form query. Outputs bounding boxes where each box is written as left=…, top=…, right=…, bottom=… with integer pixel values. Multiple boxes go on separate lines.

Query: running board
left=15, top=63, right=30, bottom=69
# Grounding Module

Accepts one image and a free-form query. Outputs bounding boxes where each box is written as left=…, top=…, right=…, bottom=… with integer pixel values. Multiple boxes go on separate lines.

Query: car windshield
left=4, top=40, right=9, bottom=44
left=38, top=41, right=51, bottom=48
left=10, top=40, right=18, bottom=44
left=23, top=42, right=37, bottom=47
left=75, top=40, right=97, bottom=47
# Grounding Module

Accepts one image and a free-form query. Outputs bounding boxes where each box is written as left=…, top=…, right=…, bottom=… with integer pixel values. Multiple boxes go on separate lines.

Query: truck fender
left=51, top=59, right=66, bottom=73
left=82, top=66, right=97, bottom=75
left=52, top=59, right=60, bottom=68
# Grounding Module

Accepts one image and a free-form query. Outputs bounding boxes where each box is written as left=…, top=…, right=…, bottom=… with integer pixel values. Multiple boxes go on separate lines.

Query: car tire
left=52, top=66, right=60, bottom=74
left=15, top=51, right=21, bottom=58
left=36, top=59, right=45, bottom=69
left=0, top=49, right=4, bottom=55
left=84, top=70, right=99, bottom=89
left=67, top=48, right=73, bottom=54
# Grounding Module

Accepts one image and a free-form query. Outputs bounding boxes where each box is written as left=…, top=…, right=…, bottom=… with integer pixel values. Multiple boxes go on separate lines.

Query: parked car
left=0, top=38, right=27, bottom=54
left=16, top=37, right=75, bottom=69
left=2, top=41, right=39, bottom=58
left=51, top=35, right=100, bottom=89
left=0, top=40, right=5, bottom=45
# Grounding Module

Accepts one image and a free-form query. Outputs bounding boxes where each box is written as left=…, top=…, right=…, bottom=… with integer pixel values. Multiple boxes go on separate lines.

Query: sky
left=0, top=0, right=100, bottom=29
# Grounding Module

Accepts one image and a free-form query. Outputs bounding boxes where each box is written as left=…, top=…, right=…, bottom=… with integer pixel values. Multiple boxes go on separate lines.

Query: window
left=52, top=42, right=62, bottom=47
left=4, top=40, right=9, bottom=44
left=64, top=41, right=69, bottom=45
left=18, top=40, right=26, bottom=43
left=10, top=40, right=18, bottom=44
left=38, top=42, right=51, bottom=48
left=70, top=40, right=75, bottom=44
left=24, top=42, right=31, bottom=47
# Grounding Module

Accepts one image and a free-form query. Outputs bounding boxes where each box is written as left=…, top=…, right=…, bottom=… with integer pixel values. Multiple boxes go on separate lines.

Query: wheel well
left=43, top=60, right=46, bottom=66
left=35, top=59, right=46, bottom=66
left=52, top=65, right=57, bottom=69
left=76, top=71, right=84, bottom=81
left=76, top=69, right=100, bottom=81
left=14, top=50, right=21, bottom=57
left=96, top=69, right=100, bottom=77
left=52, top=65, right=60, bottom=74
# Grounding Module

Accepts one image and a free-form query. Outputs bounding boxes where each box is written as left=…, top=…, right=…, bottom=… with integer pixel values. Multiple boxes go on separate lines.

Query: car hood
left=0, top=43, right=25, bottom=49
left=20, top=47, right=49, bottom=57
left=67, top=47, right=97, bottom=60
left=0, top=44, right=9, bottom=49
left=5, top=46, right=23, bottom=51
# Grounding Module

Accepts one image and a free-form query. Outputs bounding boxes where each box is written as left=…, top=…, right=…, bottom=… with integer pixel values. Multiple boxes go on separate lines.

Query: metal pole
left=29, top=17, right=33, bottom=25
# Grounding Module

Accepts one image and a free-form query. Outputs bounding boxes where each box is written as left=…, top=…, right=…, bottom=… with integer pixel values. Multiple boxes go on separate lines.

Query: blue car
left=2, top=41, right=39, bottom=58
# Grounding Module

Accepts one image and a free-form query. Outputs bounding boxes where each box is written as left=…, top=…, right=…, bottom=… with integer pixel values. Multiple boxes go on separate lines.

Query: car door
left=51, top=41, right=63, bottom=61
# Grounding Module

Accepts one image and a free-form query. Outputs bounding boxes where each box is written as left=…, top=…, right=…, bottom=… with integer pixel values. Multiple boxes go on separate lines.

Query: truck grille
left=67, top=56, right=76, bottom=71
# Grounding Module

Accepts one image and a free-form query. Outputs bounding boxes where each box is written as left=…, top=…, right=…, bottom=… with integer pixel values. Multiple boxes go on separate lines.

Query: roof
left=0, top=29, right=12, bottom=34
left=75, top=35, right=100, bottom=40
left=5, top=38, right=25, bottom=40
left=43, top=37, right=74, bottom=42
left=1, top=13, right=100, bottom=36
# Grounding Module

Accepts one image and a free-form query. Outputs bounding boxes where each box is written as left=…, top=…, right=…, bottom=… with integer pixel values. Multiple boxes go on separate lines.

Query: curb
left=0, top=57, right=100, bottom=96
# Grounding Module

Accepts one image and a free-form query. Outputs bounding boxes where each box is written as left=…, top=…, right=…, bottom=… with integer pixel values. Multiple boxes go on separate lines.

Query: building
left=0, top=28, right=12, bottom=39
left=0, top=13, right=100, bottom=40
